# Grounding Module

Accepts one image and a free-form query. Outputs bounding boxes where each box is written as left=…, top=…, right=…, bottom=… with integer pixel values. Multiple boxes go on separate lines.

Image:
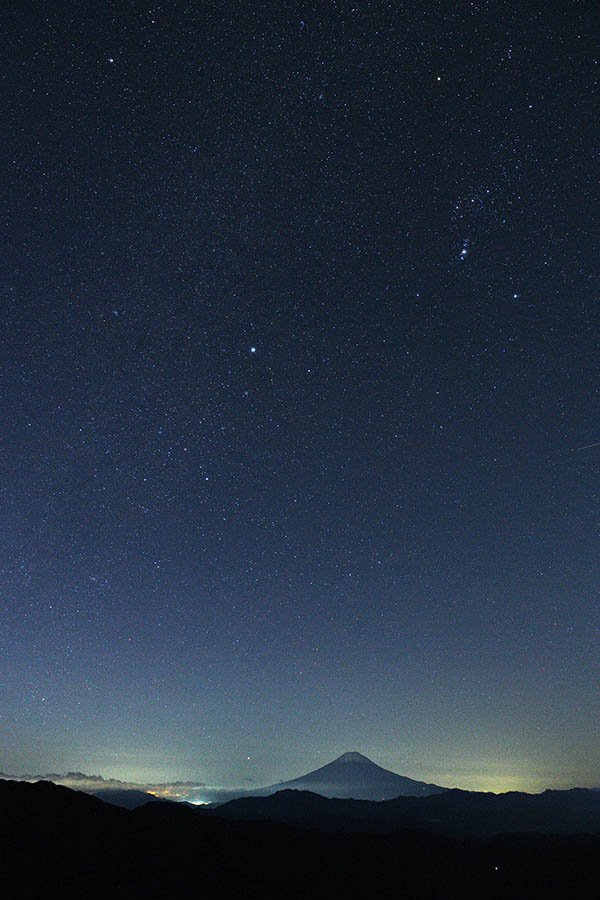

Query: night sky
left=2, top=1, right=599, bottom=793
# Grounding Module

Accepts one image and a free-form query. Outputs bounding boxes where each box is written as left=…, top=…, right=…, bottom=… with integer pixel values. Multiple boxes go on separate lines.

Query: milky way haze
left=1, top=1, right=598, bottom=793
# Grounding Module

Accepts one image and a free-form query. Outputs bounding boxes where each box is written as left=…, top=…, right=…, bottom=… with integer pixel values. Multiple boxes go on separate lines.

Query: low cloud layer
left=0, top=771, right=236, bottom=805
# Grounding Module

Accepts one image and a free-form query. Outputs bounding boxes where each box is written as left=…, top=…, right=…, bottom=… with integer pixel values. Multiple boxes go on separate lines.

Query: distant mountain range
left=251, top=751, right=446, bottom=799
left=1, top=752, right=597, bottom=810
left=215, top=785, right=600, bottom=837
left=0, top=752, right=446, bottom=806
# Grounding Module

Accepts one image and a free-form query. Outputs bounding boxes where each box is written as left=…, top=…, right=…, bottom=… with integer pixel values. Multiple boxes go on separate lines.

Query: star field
left=1, top=1, right=598, bottom=791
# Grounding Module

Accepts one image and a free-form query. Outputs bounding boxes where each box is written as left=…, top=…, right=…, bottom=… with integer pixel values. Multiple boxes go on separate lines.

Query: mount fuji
left=251, top=751, right=446, bottom=800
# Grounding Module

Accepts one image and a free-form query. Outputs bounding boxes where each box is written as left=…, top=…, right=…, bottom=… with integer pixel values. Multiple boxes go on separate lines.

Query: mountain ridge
left=214, top=784, right=600, bottom=836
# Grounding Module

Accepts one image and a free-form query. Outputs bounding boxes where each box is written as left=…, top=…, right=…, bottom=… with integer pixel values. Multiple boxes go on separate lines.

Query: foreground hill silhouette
left=252, top=750, right=446, bottom=799
left=1, top=778, right=599, bottom=899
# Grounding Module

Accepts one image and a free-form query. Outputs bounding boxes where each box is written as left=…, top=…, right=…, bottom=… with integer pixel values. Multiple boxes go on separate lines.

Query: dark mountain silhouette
left=253, top=751, right=446, bottom=799
left=1, top=778, right=599, bottom=899
left=90, top=787, right=160, bottom=809
left=216, top=785, right=600, bottom=836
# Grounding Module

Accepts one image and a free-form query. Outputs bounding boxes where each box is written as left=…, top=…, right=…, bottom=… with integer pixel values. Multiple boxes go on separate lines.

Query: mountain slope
left=252, top=751, right=446, bottom=800
left=91, top=787, right=161, bottom=809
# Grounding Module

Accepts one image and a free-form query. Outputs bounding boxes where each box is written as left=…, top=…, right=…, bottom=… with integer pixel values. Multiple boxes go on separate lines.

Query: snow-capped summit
left=334, top=751, right=371, bottom=764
